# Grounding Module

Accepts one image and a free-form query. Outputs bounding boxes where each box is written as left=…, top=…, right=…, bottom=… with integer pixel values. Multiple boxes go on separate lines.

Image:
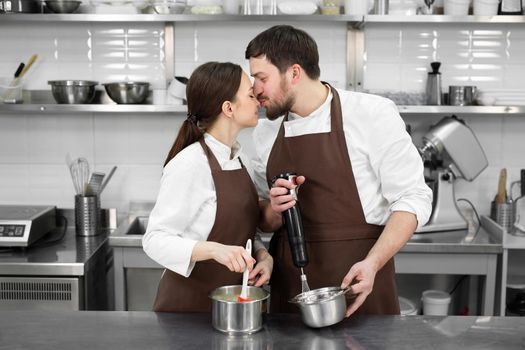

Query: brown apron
left=266, top=85, right=400, bottom=315
left=153, top=138, right=259, bottom=312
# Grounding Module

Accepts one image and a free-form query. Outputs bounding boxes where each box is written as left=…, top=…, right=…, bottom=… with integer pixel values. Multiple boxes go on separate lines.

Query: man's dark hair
left=245, top=25, right=320, bottom=80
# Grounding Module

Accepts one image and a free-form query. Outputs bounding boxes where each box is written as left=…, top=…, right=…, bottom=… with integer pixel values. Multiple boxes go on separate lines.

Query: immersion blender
left=274, top=172, right=310, bottom=293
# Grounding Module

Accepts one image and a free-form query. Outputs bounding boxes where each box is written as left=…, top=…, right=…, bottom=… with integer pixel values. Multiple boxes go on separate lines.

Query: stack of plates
left=477, top=89, right=525, bottom=106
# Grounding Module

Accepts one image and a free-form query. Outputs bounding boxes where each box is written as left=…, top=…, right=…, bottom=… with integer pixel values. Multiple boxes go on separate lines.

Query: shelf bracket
left=164, top=22, right=175, bottom=87
left=347, top=23, right=365, bottom=92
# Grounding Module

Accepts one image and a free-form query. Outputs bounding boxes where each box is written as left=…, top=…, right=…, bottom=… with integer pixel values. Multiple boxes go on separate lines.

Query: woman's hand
left=212, top=242, right=256, bottom=273
left=248, top=249, right=273, bottom=287
left=193, top=241, right=255, bottom=273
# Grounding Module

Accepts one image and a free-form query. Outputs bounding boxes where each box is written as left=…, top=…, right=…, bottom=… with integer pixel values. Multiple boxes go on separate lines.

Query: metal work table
left=0, top=227, right=110, bottom=276
left=1, top=311, right=523, bottom=350
left=395, top=228, right=502, bottom=316
left=0, top=213, right=113, bottom=310
left=110, top=216, right=503, bottom=314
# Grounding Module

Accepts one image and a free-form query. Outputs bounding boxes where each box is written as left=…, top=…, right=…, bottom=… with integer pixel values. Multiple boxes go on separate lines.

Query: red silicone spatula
left=238, top=239, right=252, bottom=302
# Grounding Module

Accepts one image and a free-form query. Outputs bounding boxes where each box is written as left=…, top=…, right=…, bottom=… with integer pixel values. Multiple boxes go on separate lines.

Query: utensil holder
left=75, top=194, right=101, bottom=236
left=0, top=77, right=23, bottom=104
left=490, top=200, right=514, bottom=233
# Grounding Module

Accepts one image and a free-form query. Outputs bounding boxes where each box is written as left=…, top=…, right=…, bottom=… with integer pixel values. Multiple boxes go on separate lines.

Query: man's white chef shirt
left=251, top=87, right=433, bottom=229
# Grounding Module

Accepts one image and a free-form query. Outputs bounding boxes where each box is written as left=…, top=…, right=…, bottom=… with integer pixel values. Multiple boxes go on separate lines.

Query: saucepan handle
left=341, top=286, right=358, bottom=299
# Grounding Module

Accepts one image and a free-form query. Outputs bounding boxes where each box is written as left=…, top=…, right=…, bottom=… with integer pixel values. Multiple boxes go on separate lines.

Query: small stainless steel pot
left=209, top=285, right=269, bottom=335
left=289, top=286, right=352, bottom=328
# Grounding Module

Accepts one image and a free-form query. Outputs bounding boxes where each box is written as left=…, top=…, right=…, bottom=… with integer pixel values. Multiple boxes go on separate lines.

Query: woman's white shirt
left=143, top=133, right=263, bottom=277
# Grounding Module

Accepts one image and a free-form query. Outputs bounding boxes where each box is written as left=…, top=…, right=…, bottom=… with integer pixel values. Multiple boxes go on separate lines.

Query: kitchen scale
left=0, top=205, right=56, bottom=247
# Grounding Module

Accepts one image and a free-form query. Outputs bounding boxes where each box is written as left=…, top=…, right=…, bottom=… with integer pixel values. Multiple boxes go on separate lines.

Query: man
left=246, top=25, right=432, bottom=316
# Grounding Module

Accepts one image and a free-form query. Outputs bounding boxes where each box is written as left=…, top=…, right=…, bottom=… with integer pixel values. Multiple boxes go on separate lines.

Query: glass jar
left=322, top=0, right=341, bottom=14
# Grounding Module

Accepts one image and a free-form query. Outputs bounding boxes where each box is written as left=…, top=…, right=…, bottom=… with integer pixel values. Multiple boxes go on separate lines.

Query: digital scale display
left=0, top=225, right=26, bottom=237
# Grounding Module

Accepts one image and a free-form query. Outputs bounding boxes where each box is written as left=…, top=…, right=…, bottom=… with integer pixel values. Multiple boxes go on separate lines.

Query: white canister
left=422, top=290, right=451, bottom=316
left=444, top=0, right=470, bottom=15
left=223, top=0, right=239, bottom=14
left=345, top=0, right=370, bottom=14
left=473, top=0, right=498, bottom=15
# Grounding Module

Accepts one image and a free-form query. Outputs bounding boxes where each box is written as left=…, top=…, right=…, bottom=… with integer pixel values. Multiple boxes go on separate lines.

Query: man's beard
left=261, top=80, right=295, bottom=121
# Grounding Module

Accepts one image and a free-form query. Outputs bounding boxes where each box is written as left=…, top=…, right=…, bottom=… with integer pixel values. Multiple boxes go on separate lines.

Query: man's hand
left=269, top=176, right=305, bottom=213
left=340, top=258, right=378, bottom=317
left=248, top=249, right=273, bottom=287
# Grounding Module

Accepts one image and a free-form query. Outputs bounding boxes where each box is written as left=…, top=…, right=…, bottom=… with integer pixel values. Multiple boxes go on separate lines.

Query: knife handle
left=496, top=168, right=507, bottom=204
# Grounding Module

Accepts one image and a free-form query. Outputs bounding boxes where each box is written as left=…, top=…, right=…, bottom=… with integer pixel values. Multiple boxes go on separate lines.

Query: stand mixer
left=417, top=116, right=488, bottom=232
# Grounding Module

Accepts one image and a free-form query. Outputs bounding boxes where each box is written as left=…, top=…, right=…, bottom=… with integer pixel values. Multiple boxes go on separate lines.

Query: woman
left=143, top=62, right=273, bottom=312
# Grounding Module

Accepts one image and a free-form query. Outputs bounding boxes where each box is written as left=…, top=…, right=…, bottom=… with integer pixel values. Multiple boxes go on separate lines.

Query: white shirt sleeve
left=367, top=99, right=433, bottom=228
left=142, top=151, right=213, bottom=277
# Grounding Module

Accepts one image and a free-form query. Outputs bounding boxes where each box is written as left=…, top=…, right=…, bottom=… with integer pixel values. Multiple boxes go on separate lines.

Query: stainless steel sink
left=125, top=216, right=148, bottom=235
left=109, top=216, right=149, bottom=247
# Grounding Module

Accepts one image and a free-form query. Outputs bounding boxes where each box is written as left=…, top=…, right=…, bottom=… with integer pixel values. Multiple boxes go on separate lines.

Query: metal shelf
left=0, top=14, right=364, bottom=23
left=366, top=14, right=525, bottom=24
left=0, top=103, right=187, bottom=113
left=1, top=13, right=524, bottom=24
left=397, top=105, right=525, bottom=116
left=2, top=103, right=525, bottom=115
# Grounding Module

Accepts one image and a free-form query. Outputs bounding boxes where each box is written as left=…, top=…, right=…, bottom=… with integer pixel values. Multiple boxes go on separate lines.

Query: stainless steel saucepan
left=209, top=285, right=269, bottom=334
left=289, top=286, right=354, bottom=328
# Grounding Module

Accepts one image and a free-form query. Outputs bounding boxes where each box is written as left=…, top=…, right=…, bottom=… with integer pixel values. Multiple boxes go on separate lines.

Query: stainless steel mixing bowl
left=48, top=80, right=98, bottom=104
left=103, top=82, right=150, bottom=104
left=289, top=286, right=352, bottom=328
left=45, top=0, right=81, bottom=13
left=209, top=285, right=269, bottom=335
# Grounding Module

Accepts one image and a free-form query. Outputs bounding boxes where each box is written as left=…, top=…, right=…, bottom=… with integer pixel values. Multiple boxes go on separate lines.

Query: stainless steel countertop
left=1, top=311, right=523, bottom=350
left=110, top=215, right=502, bottom=254
left=0, top=227, right=110, bottom=276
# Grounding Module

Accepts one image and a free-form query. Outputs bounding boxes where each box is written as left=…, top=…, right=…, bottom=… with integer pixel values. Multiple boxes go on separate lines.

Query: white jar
left=345, top=0, right=369, bottom=14
left=444, top=0, right=470, bottom=15
left=222, top=0, right=239, bottom=14
left=473, top=0, right=498, bottom=15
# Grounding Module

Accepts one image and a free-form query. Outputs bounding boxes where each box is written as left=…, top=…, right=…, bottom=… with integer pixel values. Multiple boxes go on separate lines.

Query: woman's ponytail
left=163, top=62, right=242, bottom=167
left=163, top=116, right=203, bottom=167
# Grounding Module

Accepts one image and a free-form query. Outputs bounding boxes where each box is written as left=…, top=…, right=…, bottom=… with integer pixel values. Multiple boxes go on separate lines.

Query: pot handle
left=341, top=286, right=358, bottom=299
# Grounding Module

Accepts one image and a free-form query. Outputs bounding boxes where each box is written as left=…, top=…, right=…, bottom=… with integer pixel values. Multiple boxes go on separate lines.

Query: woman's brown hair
left=163, top=62, right=243, bottom=167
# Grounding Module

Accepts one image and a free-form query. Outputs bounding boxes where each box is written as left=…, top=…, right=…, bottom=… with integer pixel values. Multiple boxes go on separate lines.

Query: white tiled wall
left=364, top=23, right=525, bottom=92
left=1, top=20, right=525, bottom=219
left=0, top=22, right=166, bottom=89
left=172, top=22, right=348, bottom=88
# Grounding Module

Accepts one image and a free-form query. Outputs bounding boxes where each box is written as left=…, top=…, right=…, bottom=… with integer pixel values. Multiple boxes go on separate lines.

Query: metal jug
left=426, top=61, right=442, bottom=105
